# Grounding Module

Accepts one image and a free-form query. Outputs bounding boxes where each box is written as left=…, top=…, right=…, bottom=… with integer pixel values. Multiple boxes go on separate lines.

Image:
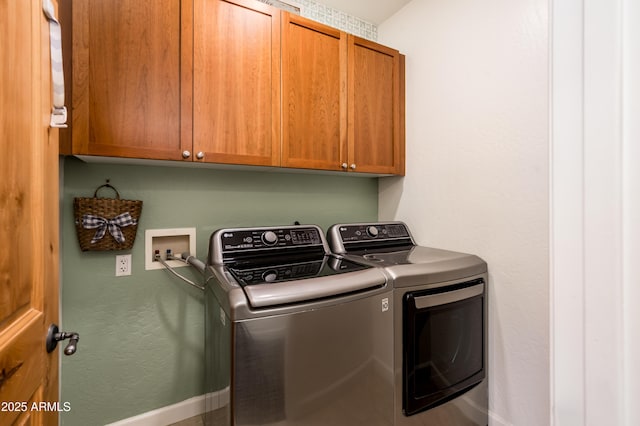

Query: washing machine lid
left=228, top=255, right=387, bottom=308
left=208, top=225, right=387, bottom=308
left=236, top=260, right=387, bottom=308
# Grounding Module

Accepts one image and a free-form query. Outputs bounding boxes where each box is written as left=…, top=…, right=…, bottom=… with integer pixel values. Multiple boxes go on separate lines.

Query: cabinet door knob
left=196, top=151, right=205, bottom=160
left=341, top=163, right=348, bottom=170
left=182, top=150, right=191, bottom=159
left=349, top=164, right=357, bottom=170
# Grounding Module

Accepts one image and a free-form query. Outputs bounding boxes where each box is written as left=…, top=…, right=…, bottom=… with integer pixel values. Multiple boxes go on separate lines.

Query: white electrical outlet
left=116, top=254, right=132, bottom=276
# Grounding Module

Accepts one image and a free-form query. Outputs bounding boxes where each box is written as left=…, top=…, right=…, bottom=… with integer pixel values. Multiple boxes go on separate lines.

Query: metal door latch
left=46, top=324, right=80, bottom=356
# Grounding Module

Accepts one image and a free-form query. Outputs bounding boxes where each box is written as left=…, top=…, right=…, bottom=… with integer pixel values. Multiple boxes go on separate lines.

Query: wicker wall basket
left=73, top=182, right=143, bottom=252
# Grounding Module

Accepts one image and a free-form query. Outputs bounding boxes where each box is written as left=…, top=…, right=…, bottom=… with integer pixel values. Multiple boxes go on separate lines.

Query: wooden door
left=348, top=35, right=404, bottom=175
left=1, top=0, right=60, bottom=424
left=282, top=13, right=347, bottom=171
left=61, top=0, right=189, bottom=161
left=193, top=0, right=281, bottom=166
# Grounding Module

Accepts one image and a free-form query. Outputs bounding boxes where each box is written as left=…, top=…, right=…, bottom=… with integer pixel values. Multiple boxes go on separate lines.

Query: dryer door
left=403, top=279, right=485, bottom=416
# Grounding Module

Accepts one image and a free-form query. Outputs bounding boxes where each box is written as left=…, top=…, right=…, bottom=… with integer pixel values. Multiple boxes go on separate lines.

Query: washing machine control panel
left=221, top=226, right=323, bottom=252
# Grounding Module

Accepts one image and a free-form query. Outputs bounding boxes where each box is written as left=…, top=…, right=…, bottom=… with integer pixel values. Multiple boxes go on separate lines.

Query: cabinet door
left=193, top=0, right=281, bottom=166
left=63, top=0, right=188, bottom=160
left=282, top=13, right=347, bottom=171
left=348, top=36, right=404, bottom=175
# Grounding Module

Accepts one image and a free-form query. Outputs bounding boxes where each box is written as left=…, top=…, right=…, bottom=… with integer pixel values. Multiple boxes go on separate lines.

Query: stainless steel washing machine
left=204, top=224, right=394, bottom=426
left=328, top=222, right=488, bottom=426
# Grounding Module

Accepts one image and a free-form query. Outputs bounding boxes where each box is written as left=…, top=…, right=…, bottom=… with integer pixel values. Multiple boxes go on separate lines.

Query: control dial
left=262, top=270, right=278, bottom=283
left=261, top=231, right=278, bottom=246
left=366, top=226, right=379, bottom=238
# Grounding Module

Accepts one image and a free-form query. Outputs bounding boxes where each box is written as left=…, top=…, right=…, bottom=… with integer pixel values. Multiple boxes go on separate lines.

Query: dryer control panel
left=337, top=223, right=410, bottom=242
left=328, top=222, right=415, bottom=254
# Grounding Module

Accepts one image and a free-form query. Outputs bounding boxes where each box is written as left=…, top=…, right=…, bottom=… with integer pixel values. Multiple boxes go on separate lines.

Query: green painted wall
left=60, top=157, right=378, bottom=425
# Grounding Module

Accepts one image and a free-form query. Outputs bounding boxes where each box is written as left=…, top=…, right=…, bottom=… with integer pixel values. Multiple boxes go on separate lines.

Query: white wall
left=377, top=1, right=549, bottom=425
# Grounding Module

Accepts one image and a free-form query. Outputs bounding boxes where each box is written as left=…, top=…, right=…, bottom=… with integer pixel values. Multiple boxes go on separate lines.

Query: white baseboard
left=106, top=388, right=229, bottom=426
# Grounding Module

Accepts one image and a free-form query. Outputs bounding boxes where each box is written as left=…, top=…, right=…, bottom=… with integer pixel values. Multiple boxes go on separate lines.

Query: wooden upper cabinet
left=281, top=13, right=347, bottom=171
left=192, top=0, right=281, bottom=166
left=348, top=36, right=404, bottom=175
left=282, top=15, right=404, bottom=175
left=61, top=1, right=404, bottom=174
left=61, top=0, right=190, bottom=160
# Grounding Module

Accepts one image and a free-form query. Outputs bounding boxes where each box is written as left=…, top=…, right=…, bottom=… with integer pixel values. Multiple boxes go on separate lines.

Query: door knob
left=196, top=151, right=204, bottom=159
left=46, top=324, right=79, bottom=356
left=182, top=150, right=191, bottom=159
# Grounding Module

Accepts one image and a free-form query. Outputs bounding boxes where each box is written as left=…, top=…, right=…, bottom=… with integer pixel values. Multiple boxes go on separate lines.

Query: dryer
left=328, top=222, right=488, bottom=426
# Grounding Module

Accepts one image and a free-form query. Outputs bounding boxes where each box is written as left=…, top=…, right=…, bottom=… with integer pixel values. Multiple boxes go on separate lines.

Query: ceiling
left=317, top=0, right=411, bottom=25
